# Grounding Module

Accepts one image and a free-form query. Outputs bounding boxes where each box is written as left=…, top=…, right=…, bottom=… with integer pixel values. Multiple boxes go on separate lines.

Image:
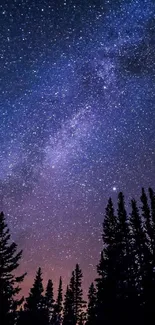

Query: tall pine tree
left=63, top=265, right=85, bottom=325
left=52, top=276, right=63, bottom=325
left=95, top=189, right=155, bottom=325
left=74, top=264, right=86, bottom=324
left=63, top=285, right=76, bottom=325
left=0, top=211, right=26, bottom=325
left=141, top=188, right=153, bottom=247
left=129, top=199, right=149, bottom=323
left=96, top=197, right=118, bottom=325
left=141, top=189, right=155, bottom=324
left=96, top=251, right=105, bottom=324
left=24, top=267, right=46, bottom=325
left=149, top=188, right=155, bottom=250
left=116, top=192, right=133, bottom=325
left=45, top=279, right=55, bottom=324
left=86, top=282, right=97, bottom=325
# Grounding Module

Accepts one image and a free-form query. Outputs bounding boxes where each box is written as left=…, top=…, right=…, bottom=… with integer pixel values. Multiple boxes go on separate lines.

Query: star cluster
left=0, top=0, right=155, bottom=296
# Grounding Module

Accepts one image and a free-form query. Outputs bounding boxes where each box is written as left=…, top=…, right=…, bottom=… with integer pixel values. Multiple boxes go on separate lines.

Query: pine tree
left=102, top=198, right=118, bottom=308
left=0, top=211, right=26, bottom=325
left=149, top=188, right=155, bottom=249
left=149, top=188, right=155, bottom=219
left=24, top=267, right=46, bottom=325
left=52, top=276, right=63, bottom=325
left=130, top=199, right=146, bottom=284
left=96, top=251, right=105, bottom=324
left=57, top=277, right=63, bottom=316
left=70, top=270, right=75, bottom=305
left=95, top=189, right=155, bottom=325
left=74, top=264, right=86, bottom=324
left=141, top=189, right=155, bottom=324
left=129, top=199, right=149, bottom=323
left=96, top=198, right=118, bottom=325
left=25, top=267, right=44, bottom=310
left=45, top=279, right=55, bottom=324
left=141, top=188, right=153, bottom=247
left=96, top=193, right=134, bottom=324
left=148, top=188, right=155, bottom=324
left=63, top=285, right=76, bottom=325
left=86, top=282, right=97, bottom=325
left=149, top=188, right=155, bottom=272
left=116, top=192, right=133, bottom=324
left=63, top=266, right=85, bottom=325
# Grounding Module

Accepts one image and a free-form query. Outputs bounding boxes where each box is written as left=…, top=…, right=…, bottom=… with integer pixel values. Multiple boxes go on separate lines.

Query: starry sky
left=0, top=0, right=155, bottom=297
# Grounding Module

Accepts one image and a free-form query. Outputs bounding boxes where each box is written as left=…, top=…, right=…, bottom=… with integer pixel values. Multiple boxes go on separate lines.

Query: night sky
left=0, top=0, right=155, bottom=296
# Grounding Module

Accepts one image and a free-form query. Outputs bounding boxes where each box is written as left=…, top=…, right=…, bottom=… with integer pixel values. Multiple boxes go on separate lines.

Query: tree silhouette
left=0, top=211, right=26, bottom=325
left=140, top=188, right=155, bottom=324
left=45, top=279, right=55, bottom=324
left=141, top=188, right=152, bottom=246
left=24, top=267, right=46, bottom=325
left=74, top=264, right=86, bottom=324
left=86, top=282, right=97, bottom=325
left=129, top=199, right=149, bottom=323
left=2, top=188, right=155, bottom=325
left=63, top=285, right=76, bottom=325
left=96, top=197, right=118, bottom=324
left=52, top=276, right=63, bottom=325
left=149, top=188, right=155, bottom=249
left=63, top=265, right=85, bottom=325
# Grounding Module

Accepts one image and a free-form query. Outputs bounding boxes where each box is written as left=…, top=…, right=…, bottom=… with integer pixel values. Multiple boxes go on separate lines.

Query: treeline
left=0, top=188, right=155, bottom=325
left=17, top=265, right=86, bottom=325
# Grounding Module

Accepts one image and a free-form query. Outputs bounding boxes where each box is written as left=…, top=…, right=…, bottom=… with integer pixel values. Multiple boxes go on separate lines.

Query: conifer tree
left=96, top=194, right=134, bottom=325
left=63, top=264, right=86, bottom=325
left=149, top=188, right=155, bottom=272
left=148, top=188, right=155, bottom=324
left=95, top=189, right=155, bottom=325
left=86, top=282, right=97, bottom=325
left=102, top=198, right=118, bottom=302
left=116, top=192, right=133, bottom=324
left=70, top=270, right=75, bottom=302
left=0, top=211, right=26, bottom=325
left=129, top=199, right=149, bottom=323
left=25, top=267, right=44, bottom=310
left=45, top=279, right=55, bottom=324
left=63, top=266, right=85, bottom=325
left=74, top=264, right=86, bottom=323
left=96, top=251, right=105, bottom=324
left=57, top=277, right=63, bottom=315
left=63, top=285, right=76, bottom=325
left=96, top=198, right=118, bottom=325
left=149, top=188, right=155, bottom=217
left=117, top=192, right=130, bottom=259
left=141, top=188, right=153, bottom=246
left=130, top=200, right=146, bottom=281
left=141, top=189, right=155, bottom=324
left=149, top=188, right=155, bottom=248
left=52, top=276, right=63, bottom=325
left=24, top=267, right=46, bottom=325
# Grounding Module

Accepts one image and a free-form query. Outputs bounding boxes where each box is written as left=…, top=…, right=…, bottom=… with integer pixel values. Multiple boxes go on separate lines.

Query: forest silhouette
left=0, top=188, right=155, bottom=325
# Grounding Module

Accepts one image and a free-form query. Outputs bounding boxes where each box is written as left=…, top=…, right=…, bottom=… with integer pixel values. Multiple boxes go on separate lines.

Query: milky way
left=0, top=0, right=155, bottom=296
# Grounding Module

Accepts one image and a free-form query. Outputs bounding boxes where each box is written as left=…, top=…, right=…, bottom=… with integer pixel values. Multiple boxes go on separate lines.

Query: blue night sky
left=0, top=0, right=155, bottom=295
